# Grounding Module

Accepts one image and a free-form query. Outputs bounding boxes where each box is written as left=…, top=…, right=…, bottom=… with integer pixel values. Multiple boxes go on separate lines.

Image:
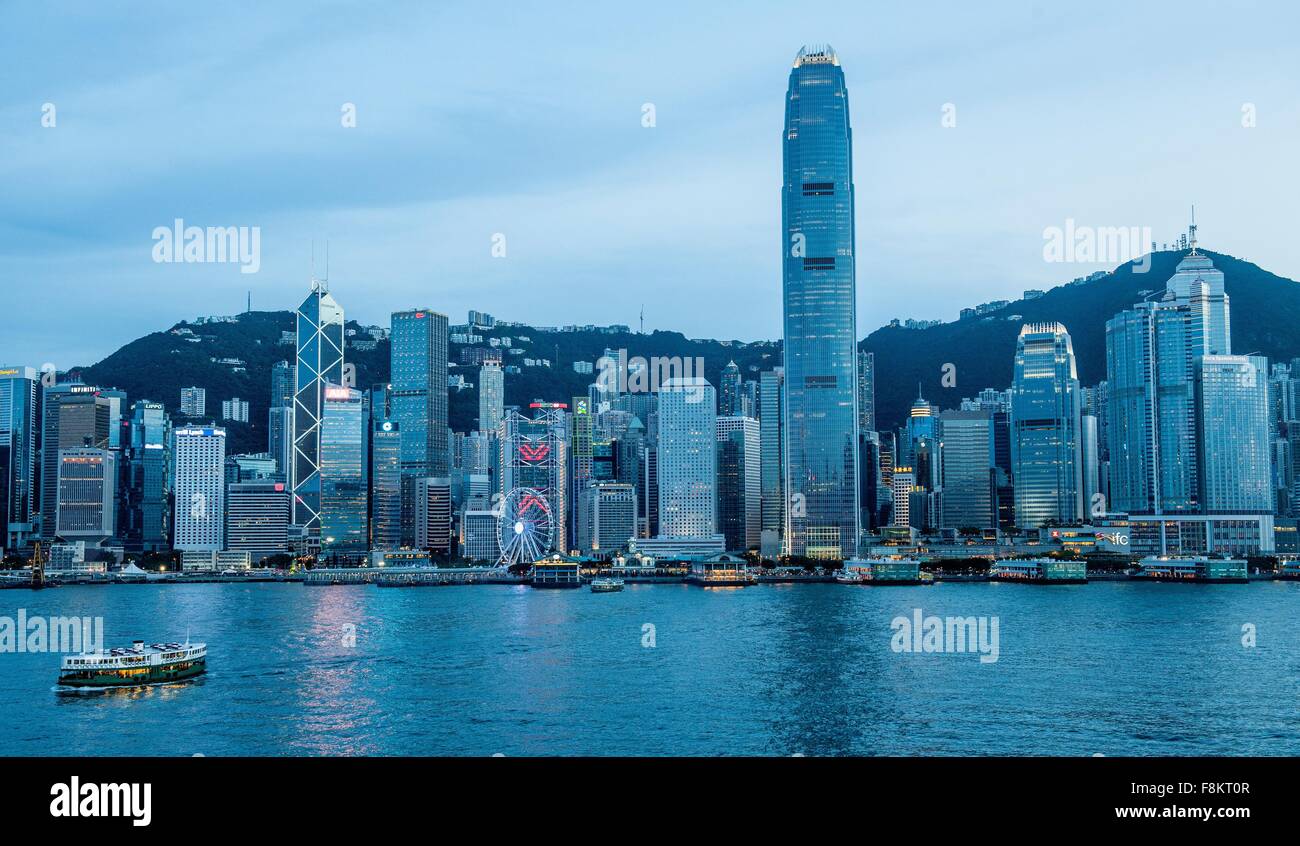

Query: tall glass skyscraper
left=390, top=308, right=449, bottom=545
left=1010, top=323, right=1083, bottom=528
left=759, top=367, right=785, bottom=548
left=268, top=359, right=294, bottom=481
left=370, top=419, right=402, bottom=552
left=719, top=361, right=742, bottom=418
left=937, top=410, right=995, bottom=530
left=781, top=44, right=860, bottom=559
left=125, top=400, right=171, bottom=552
left=479, top=362, right=504, bottom=433
left=716, top=415, right=761, bottom=551
left=292, top=281, right=345, bottom=532
left=858, top=351, right=875, bottom=433
left=1105, top=240, right=1228, bottom=516
left=0, top=366, right=38, bottom=553
left=41, top=385, right=113, bottom=541
left=319, top=386, right=368, bottom=559
left=1196, top=355, right=1271, bottom=513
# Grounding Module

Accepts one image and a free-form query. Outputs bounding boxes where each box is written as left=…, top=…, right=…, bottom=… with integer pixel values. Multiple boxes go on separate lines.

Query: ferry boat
left=590, top=577, right=625, bottom=593
left=993, top=558, right=1087, bottom=585
left=838, top=558, right=929, bottom=586
left=58, top=640, right=206, bottom=689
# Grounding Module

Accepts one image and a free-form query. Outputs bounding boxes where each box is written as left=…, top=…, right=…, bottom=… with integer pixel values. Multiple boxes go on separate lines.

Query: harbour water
left=2, top=580, right=1297, bottom=756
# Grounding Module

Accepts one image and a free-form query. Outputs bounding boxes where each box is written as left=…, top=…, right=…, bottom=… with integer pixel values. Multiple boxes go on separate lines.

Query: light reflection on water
left=2, top=580, right=1297, bottom=756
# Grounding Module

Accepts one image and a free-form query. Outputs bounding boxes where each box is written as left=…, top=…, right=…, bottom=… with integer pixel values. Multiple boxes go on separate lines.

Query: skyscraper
left=41, top=385, right=114, bottom=540
left=370, top=420, right=402, bottom=552
left=55, top=448, right=117, bottom=543
left=479, top=362, right=504, bottom=433
left=390, top=308, right=449, bottom=545
left=577, top=481, right=636, bottom=558
left=858, top=351, right=875, bottom=433
left=0, top=366, right=38, bottom=553
left=1080, top=413, right=1101, bottom=518
left=173, top=426, right=226, bottom=552
left=319, top=386, right=368, bottom=560
left=937, top=410, right=995, bottom=530
left=271, top=360, right=294, bottom=407
left=1010, top=323, right=1083, bottom=528
left=902, top=391, right=938, bottom=478
left=1106, top=232, right=1230, bottom=519
left=226, top=482, right=291, bottom=562
left=124, top=400, right=171, bottom=552
left=1106, top=300, right=1199, bottom=515
left=719, top=361, right=742, bottom=418
left=292, top=281, right=345, bottom=532
left=657, top=378, right=717, bottom=539
left=891, top=467, right=914, bottom=528
left=569, top=396, right=594, bottom=543
left=414, top=477, right=453, bottom=557
left=781, top=44, right=860, bottom=559
left=267, top=360, right=294, bottom=482
left=1196, top=355, right=1271, bottom=513
left=268, top=405, right=293, bottom=482
left=759, top=367, right=785, bottom=552
left=716, top=415, right=761, bottom=551
left=1164, top=222, right=1230, bottom=359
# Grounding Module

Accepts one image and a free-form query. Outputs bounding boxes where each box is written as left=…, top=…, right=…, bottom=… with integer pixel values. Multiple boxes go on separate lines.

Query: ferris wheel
left=497, top=487, right=555, bottom=566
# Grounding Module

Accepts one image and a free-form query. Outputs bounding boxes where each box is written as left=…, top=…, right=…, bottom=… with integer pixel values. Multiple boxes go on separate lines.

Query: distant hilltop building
left=221, top=398, right=249, bottom=423
left=180, top=386, right=206, bottom=417
left=959, top=300, right=1013, bottom=320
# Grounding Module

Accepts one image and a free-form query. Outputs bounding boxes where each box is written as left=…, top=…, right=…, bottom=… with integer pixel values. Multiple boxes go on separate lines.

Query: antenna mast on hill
left=640, top=304, right=645, bottom=334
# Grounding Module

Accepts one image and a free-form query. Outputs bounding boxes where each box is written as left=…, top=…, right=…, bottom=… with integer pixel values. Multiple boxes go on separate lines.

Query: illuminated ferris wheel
left=497, top=487, right=555, bottom=566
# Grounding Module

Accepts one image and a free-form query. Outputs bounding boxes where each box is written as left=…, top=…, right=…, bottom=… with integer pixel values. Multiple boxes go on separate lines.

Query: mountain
left=862, top=249, right=1300, bottom=424
left=74, top=248, right=1300, bottom=451
left=74, top=314, right=780, bottom=456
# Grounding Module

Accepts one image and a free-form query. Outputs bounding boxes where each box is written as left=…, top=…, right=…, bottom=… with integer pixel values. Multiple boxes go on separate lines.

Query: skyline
left=4, top=1, right=1300, bottom=368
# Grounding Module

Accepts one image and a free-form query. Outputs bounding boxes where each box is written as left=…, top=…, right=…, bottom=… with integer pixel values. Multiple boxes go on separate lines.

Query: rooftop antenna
left=640, top=304, right=645, bottom=334
left=309, top=239, right=330, bottom=293
left=1188, top=205, right=1198, bottom=256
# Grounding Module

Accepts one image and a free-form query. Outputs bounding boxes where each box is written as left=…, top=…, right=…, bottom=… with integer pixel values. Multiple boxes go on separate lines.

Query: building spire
left=1188, top=205, right=1198, bottom=256
left=309, top=240, right=329, bottom=293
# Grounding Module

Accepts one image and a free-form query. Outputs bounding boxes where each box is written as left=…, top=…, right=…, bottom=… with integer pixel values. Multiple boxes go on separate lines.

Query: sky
left=2, top=0, right=1299, bottom=368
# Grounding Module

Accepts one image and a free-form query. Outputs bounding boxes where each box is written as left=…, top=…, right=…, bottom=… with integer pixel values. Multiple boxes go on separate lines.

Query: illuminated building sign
left=519, top=443, right=550, bottom=462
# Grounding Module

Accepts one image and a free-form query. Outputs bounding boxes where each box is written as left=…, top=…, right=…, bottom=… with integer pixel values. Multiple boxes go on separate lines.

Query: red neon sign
left=519, top=444, right=550, bottom=462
